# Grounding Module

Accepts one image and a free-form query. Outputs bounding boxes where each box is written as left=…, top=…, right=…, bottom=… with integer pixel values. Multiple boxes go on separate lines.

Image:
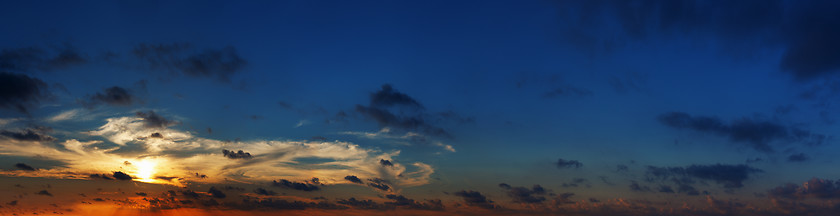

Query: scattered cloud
left=222, top=149, right=253, bottom=160
left=658, top=112, right=828, bottom=152
left=556, top=158, right=583, bottom=169
left=132, top=43, right=247, bottom=82
left=499, top=184, right=548, bottom=204
left=453, top=190, right=498, bottom=209
left=646, top=163, right=762, bottom=189
left=0, top=72, right=51, bottom=113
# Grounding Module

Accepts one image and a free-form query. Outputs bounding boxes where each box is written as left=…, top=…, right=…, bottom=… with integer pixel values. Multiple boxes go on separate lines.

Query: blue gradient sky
left=2, top=1, right=840, bottom=215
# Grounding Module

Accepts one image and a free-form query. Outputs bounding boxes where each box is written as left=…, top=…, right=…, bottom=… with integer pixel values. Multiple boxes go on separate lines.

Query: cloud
left=344, top=175, right=363, bottom=184
left=14, top=163, right=35, bottom=171
left=354, top=84, right=457, bottom=139
left=499, top=184, right=548, bottom=204
left=769, top=178, right=840, bottom=200
left=0, top=45, right=86, bottom=72
left=543, top=86, right=592, bottom=98
left=453, top=190, right=497, bottom=209
left=552, top=1, right=840, bottom=81
left=370, top=84, right=424, bottom=109
left=0, top=72, right=51, bottom=113
left=556, top=158, right=583, bottom=169
left=135, top=111, right=178, bottom=129
left=384, top=194, right=445, bottom=210
left=787, top=153, right=810, bottom=162
left=379, top=159, right=394, bottom=167
left=208, top=187, right=226, bottom=198
left=222, top=149, right=253, bottom=160
left=132, top=43, right=247, bottom=82
left=254, top=188, right=276, bottom=196
left=658, top=112, right=827, bottom=152
left=646, top=164, right=762, bottom=188
left=272, top=179, right=320, bottom=191
left=0, top=128, right=55, bottom=142
left=629, top=181, right=650, bottom=192
left=368, top=178, right=391, bottom=192
left=36, top=190, right=53, bottom=196
left=113, top=171, right=133, bottom=180
left=85, top=86, right=135, bottom=107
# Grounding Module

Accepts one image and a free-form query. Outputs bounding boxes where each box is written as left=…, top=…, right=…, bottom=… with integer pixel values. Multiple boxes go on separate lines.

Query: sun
left=133, top=159, right=157, bottom=182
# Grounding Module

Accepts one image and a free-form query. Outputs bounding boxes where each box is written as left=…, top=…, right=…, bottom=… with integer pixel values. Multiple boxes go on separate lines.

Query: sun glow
left=134, top=159, right=157, bottom=183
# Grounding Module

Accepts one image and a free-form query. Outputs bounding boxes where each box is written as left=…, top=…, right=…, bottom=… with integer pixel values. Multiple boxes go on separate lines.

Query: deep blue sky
left=2, top=1, right=840, bottom=215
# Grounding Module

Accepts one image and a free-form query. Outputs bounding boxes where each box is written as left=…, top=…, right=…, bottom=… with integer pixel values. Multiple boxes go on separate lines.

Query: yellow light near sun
left=134, top=159, right=157, bottom=182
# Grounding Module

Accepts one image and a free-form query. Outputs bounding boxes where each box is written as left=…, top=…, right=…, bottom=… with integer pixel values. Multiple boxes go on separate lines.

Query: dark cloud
left=553, top=1, right=840, bottom=81
left=0, top=45, right=86, bottom=72
left=788, top=153, right=810, bottom=162
left=132, top=43, right=247, bottom=82
left=553, top=192, right=576, bottom=205
left=658, top=185, right=675, bottom=193
left=368, top=182, right=390, bottom=192
left=370, top=84, right=423, bottom=109
left=150, top=132, right=164, bottom=138
left=113, top=171, right=133, bottom=180
left=222, top=149, right=253, bottom=160
left=556, top=158, right=583, bottom=169
left=254, top=188, right=276, bottom=196
left=354, top=84, right=456, bottom=138
left=0, top=128, right=55, bottom=142
left=208, top=187, right=226, bottom=199
left=135, top=192, right=147, bottom=196
left=379, top=159, right=394, bottom=167
left=384, top=195, right=445, bottom=211
left=14, top=163, right=35, bottom=171
left=135, top=111, right=177, bottom=129
left=646, top=164, right=762, bottom=189
left=344, top=175, right=363, bottom=184
left=629, top=181, right=650, bottom=192
left=658, top=112, right=827, bottom=152
left=0, top=72, right=51, bottom=113
left=769, top=178, right=840, bottom=200
left=272, top=179, right=320, bottom=191
left=453, top=190, right=497, bottom=209
left=500, top=184, right=548, bottom=204
left=86, top=86, right=134, bottom=106
left=89, top=174, right=113, bottom=180
left=36, top=190, right=52, bottom=196
left=616, top=164, right=629, bottom=172
left=337, top=198, right=386, bottom=210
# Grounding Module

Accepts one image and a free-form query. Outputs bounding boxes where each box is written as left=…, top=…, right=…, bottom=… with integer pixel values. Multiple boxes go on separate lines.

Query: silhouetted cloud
left=344, top=175, right=363, bottom=184
left=769, top=178, right=840, bottom=200
left=85, top=86, right=134, bottom=106
left=0, top=45, right=86, bottom=72
left=370, top=84, right=424, bottom=109
left=379, top=159, right=394, bottom=167
left=629, top=181, right=650, bottom=192
left=135, top=111, right=177, bottom=129
left=0, top=128, right=55, bottom=142
left=0, top=72, right=51, bottom=113
left=646, top=164, right=762, bottom=188
left=368, top=178, right=391, bottom=192
left=14, top=163, right=35, bottom=171
left=354, top=84, right=456, bottom=138
left=208, top=187, right=226, bottom=198
left=658, top=185, right=675, bottom=193
left=553, top=1, right=840, bottom=81
left=132, top=43, right=247, bottom=82
left=113, top=171, right=133, bottom=180
left=788, top=153, right=810, bottom=162
left=272, top=179, right=320, bottom=191
left=658, top=112, right=827, bottom=152
left=453, top=190, right=497, bottom=209
left=36, top=190, right=53, bottom=196
left=254, top=188, right=276, bottom=196
left=384, top=194, right=445, bottom=210
left=556, top=158, right=583, bottom=169
left=222, top=149, right=253, bottom=160
left=499, top=184, right=548, bottom=204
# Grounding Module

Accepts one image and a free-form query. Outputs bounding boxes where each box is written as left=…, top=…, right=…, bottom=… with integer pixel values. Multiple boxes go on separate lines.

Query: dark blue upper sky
left=2, top=1, right=840, bottom=215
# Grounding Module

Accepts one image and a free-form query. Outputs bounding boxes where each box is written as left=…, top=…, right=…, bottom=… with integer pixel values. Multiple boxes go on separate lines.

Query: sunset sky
left=2, top=1, right=840, bottom=215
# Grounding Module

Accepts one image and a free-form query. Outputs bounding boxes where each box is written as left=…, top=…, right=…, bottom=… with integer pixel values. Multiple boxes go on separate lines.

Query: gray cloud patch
left=658, top=112, right=827, bottom=152
left=0, top=45, right=86, bottom=72
left=85, top=86, right=134, bottom=107
left=132, top=43, right=246, bottom=82
left=136, top=111, right=177, bottom=129
left=222, top=149, right=253, bottom=160
left=0, top=72, right=51, bottom=113
left=646, top=163, right=762, bottom=189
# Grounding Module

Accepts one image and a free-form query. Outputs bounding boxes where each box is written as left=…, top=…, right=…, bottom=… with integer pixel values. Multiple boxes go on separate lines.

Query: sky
left=1, top=0, right=840, bottom=215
